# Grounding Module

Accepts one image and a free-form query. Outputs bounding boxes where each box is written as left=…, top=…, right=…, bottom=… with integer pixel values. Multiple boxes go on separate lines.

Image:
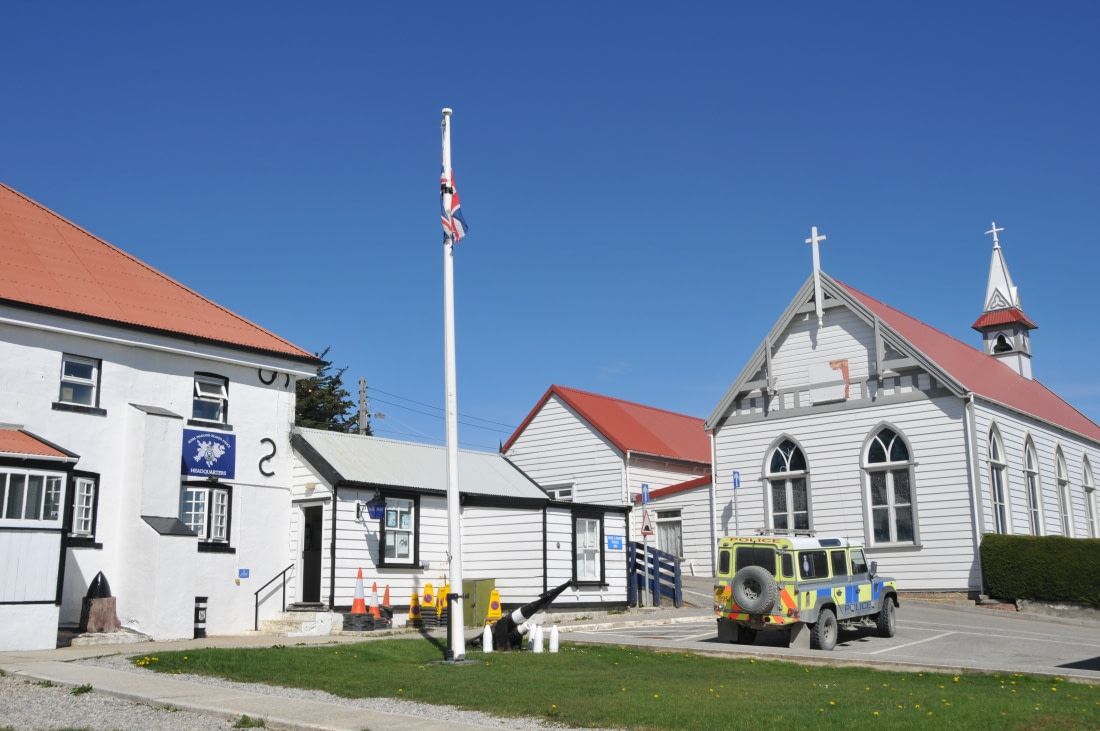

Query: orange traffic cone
left=370, top=582, right=381, bottom=618
left=382, top=584, right=391, bottom=609
left=351, top=568, right=367, bottom=615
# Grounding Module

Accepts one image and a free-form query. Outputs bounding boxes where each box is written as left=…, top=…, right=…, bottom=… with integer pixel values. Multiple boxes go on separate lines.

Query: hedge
left=980, top=533, right=1100, bottom=607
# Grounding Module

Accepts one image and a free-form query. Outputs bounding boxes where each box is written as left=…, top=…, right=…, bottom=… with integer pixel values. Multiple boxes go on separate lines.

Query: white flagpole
left=441, top=107, right=466, bottom=661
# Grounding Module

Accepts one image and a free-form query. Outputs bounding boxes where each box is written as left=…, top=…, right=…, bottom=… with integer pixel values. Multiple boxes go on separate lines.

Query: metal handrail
left=254, top=563, right=294, bottom=631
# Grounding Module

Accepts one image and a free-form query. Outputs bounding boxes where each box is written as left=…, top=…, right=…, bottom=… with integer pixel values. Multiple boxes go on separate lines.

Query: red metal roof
left=0, top=429, right=77, bottom=461
left=632, top=475, right=710, bottom=503
left=971, top=308, right=1038, bottom=331
left=503, top=385, right=711, bottom=464
left=839, top=281, right=1100, bottom=444
left=0, top=181, right=316, bottom=361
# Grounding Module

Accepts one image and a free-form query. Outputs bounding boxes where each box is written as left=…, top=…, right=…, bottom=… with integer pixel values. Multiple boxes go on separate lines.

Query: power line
left=367, top=387, right=518, bottom=429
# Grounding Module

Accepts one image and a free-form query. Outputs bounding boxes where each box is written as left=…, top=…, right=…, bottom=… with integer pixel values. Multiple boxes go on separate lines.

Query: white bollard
left=482, top=623, right=493, bottom=653
left=532, top=624, right=544, bottom=653
left=548, top=624, right=559, bottom=653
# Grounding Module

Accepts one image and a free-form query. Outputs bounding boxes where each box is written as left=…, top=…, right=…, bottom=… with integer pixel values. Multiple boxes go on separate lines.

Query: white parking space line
left=679, top=630, right=719, bottom=641
left=897, top=622, right=1100, bottom=649
left=868, top=630, right=954, bottom=655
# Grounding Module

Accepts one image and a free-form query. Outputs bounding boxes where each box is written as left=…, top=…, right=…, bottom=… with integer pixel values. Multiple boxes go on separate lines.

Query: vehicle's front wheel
left=876, top=599, right=896, bottom=638
left=810, top=608, right=838, bottom=651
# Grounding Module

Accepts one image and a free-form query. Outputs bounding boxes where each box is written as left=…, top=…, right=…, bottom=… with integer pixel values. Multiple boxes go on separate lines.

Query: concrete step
left=258, top=611, right=342, bottom=636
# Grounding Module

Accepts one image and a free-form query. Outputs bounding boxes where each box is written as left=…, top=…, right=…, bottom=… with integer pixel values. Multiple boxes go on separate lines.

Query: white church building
left=705, top=226, right=1100, bottom=594
left=0, top=181, right=320, bottom=650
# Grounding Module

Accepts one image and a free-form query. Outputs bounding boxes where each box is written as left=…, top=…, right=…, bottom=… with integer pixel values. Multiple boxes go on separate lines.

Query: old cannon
left=485, top=580, right=574, bottom=651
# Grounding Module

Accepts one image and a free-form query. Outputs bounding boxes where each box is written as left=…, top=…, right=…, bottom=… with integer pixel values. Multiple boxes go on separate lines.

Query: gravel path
left=1, top=654, right=605, bottom=731
left=0, top=672, right=236, bottom=730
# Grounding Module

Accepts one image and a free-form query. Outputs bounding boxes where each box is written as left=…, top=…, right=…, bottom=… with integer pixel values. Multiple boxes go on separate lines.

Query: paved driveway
left=561, top=602, right=1100, bottom=682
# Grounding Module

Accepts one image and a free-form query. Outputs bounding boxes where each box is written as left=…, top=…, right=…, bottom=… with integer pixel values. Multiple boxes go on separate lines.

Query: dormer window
left=993, top=334, right=1013, bottom=353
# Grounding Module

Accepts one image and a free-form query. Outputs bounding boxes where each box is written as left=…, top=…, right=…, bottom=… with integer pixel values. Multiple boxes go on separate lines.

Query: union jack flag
left=440, top=167, right=468, bottom=243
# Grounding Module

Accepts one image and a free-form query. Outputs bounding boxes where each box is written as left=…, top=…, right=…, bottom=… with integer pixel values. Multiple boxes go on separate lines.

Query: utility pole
left=358, top=378, right=368, bottom=435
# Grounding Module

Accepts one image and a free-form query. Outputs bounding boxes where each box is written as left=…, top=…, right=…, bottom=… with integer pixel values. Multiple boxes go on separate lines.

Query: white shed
left=289, top=428, right=629, bottom=624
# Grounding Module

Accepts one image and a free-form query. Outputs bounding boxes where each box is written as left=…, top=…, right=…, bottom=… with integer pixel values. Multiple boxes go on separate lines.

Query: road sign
left=640, top=509, right=654, bottom=536
left=732, top=470, right=741, bottom=489
left=641, top=483, right=650, bottom=503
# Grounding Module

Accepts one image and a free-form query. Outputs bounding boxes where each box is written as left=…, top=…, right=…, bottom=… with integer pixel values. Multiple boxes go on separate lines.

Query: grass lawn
left=132, top=638, right=1100, bottom=729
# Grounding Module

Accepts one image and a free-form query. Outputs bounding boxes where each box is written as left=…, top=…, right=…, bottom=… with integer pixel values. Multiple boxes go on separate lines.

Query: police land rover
left=714, top=532, right=899, bottom=651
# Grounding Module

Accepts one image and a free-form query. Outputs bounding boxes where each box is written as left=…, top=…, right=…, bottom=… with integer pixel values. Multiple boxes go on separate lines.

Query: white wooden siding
left=637, top=485, right=714, bottom=574
left=972, top=402, right=1100, bottom=540
left=506, top=396, right=625, bottom=505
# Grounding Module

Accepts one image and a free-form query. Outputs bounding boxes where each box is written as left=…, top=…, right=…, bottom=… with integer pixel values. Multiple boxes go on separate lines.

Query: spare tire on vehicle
left=731, top=565, right=778, bottom=614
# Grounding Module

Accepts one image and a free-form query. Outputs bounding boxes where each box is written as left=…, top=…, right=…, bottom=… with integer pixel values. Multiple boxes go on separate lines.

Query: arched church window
left=766, top=438, right=810, bottom=532
left=1055, top=449, right=1072, bottom=537
left=988, top=427, right=1009, bottom=534
left=1024, top=439, right=1043, bottom=535
left=864, top=427, right=916, bottom=544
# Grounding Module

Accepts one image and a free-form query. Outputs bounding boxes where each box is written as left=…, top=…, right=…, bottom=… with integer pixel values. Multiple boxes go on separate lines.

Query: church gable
left=707, top=273, right=958, bottom=428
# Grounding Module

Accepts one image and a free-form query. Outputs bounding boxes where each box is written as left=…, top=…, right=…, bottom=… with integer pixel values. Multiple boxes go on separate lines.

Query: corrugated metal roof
left=503, top=385, right=711, bottom=464
left=0, top=181, right=317, bottom=362
left=294, top=428, right=548, bottom=500
left=840, top=281, right=1100, bottom=444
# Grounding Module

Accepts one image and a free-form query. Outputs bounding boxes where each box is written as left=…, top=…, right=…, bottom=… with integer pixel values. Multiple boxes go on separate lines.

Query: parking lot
left=561, top=601, right=1100, bottom=681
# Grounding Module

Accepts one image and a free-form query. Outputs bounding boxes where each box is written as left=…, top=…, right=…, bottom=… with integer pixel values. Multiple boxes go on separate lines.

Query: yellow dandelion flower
left=829, top=701, right=835, bottom=706
left=654, top=694, right=659, bottom=699
left=873, top=711, right=879, bottom=716
left=954, top=676, right=959, bottom=682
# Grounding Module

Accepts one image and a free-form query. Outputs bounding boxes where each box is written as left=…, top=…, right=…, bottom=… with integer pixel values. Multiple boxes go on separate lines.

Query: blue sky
left=4, top=3, right=1099, bottom=449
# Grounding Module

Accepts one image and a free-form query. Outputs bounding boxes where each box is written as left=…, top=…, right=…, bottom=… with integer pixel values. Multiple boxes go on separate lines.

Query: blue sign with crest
left=183, top=429, right=236, bottom=480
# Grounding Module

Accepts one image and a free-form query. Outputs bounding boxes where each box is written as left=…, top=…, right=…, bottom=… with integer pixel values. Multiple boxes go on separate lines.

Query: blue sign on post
left=238, top=568, right=250, bottom=579
left=641, top=483, right=650, bottom=502
left=732, top=470, right=741, bottom=489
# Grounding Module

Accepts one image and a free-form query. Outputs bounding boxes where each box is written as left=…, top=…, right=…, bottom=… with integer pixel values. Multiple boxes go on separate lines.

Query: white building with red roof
left=503, top=385, right=715, bottom=575
left=0, top=181, right=320, bottom=649
left=706, top=227, right=1100, bottom=594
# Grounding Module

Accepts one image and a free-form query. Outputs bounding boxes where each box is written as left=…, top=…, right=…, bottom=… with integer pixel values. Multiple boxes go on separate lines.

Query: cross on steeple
left=805, top=226, right=826, bottom=326
left=985, top=222, right=1004, bottom=248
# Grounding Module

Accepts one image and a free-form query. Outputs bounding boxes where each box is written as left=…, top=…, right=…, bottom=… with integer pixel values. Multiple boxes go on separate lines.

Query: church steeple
left=971, top=223, right=1037, bottom=379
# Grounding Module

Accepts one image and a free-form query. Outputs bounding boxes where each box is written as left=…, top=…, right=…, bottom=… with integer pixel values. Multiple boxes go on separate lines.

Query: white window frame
left=59, top=354, right=100, bottom=407
left=1055, top=448, right=1072, bottom=537
left=1, top=469, right=65, bottom=527
left=1084, top=458, right=1097, bottom=539
left=1023, top=439, right=1043, bottom=536
left=379, top=495, right=418, bottom=567
left=863, top=426, right=918, bottom=545
left=988, top=427, right=1010, bottom=534
left=574, top=514, right=603, bottom=584
left=766, top=438, right=811, bottom=532
left=181, top=483, right=231, bottom=543
left=71, top=475, right=97, bottom=538
left=192, top=374, right=229, bottom=423
left=545, top=484, right=574, bottom=501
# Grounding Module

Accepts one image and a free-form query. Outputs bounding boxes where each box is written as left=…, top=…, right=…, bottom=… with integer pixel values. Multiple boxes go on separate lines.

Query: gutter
left=708, top=430, right=718, bottom=574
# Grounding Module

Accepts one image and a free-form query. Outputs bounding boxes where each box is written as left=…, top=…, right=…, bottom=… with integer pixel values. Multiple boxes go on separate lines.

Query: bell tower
left=971, top=223, right=1037, bottom=379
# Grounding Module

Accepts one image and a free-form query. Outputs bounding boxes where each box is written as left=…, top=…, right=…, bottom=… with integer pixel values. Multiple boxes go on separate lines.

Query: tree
left=295, top=347, right=367, bottom=433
